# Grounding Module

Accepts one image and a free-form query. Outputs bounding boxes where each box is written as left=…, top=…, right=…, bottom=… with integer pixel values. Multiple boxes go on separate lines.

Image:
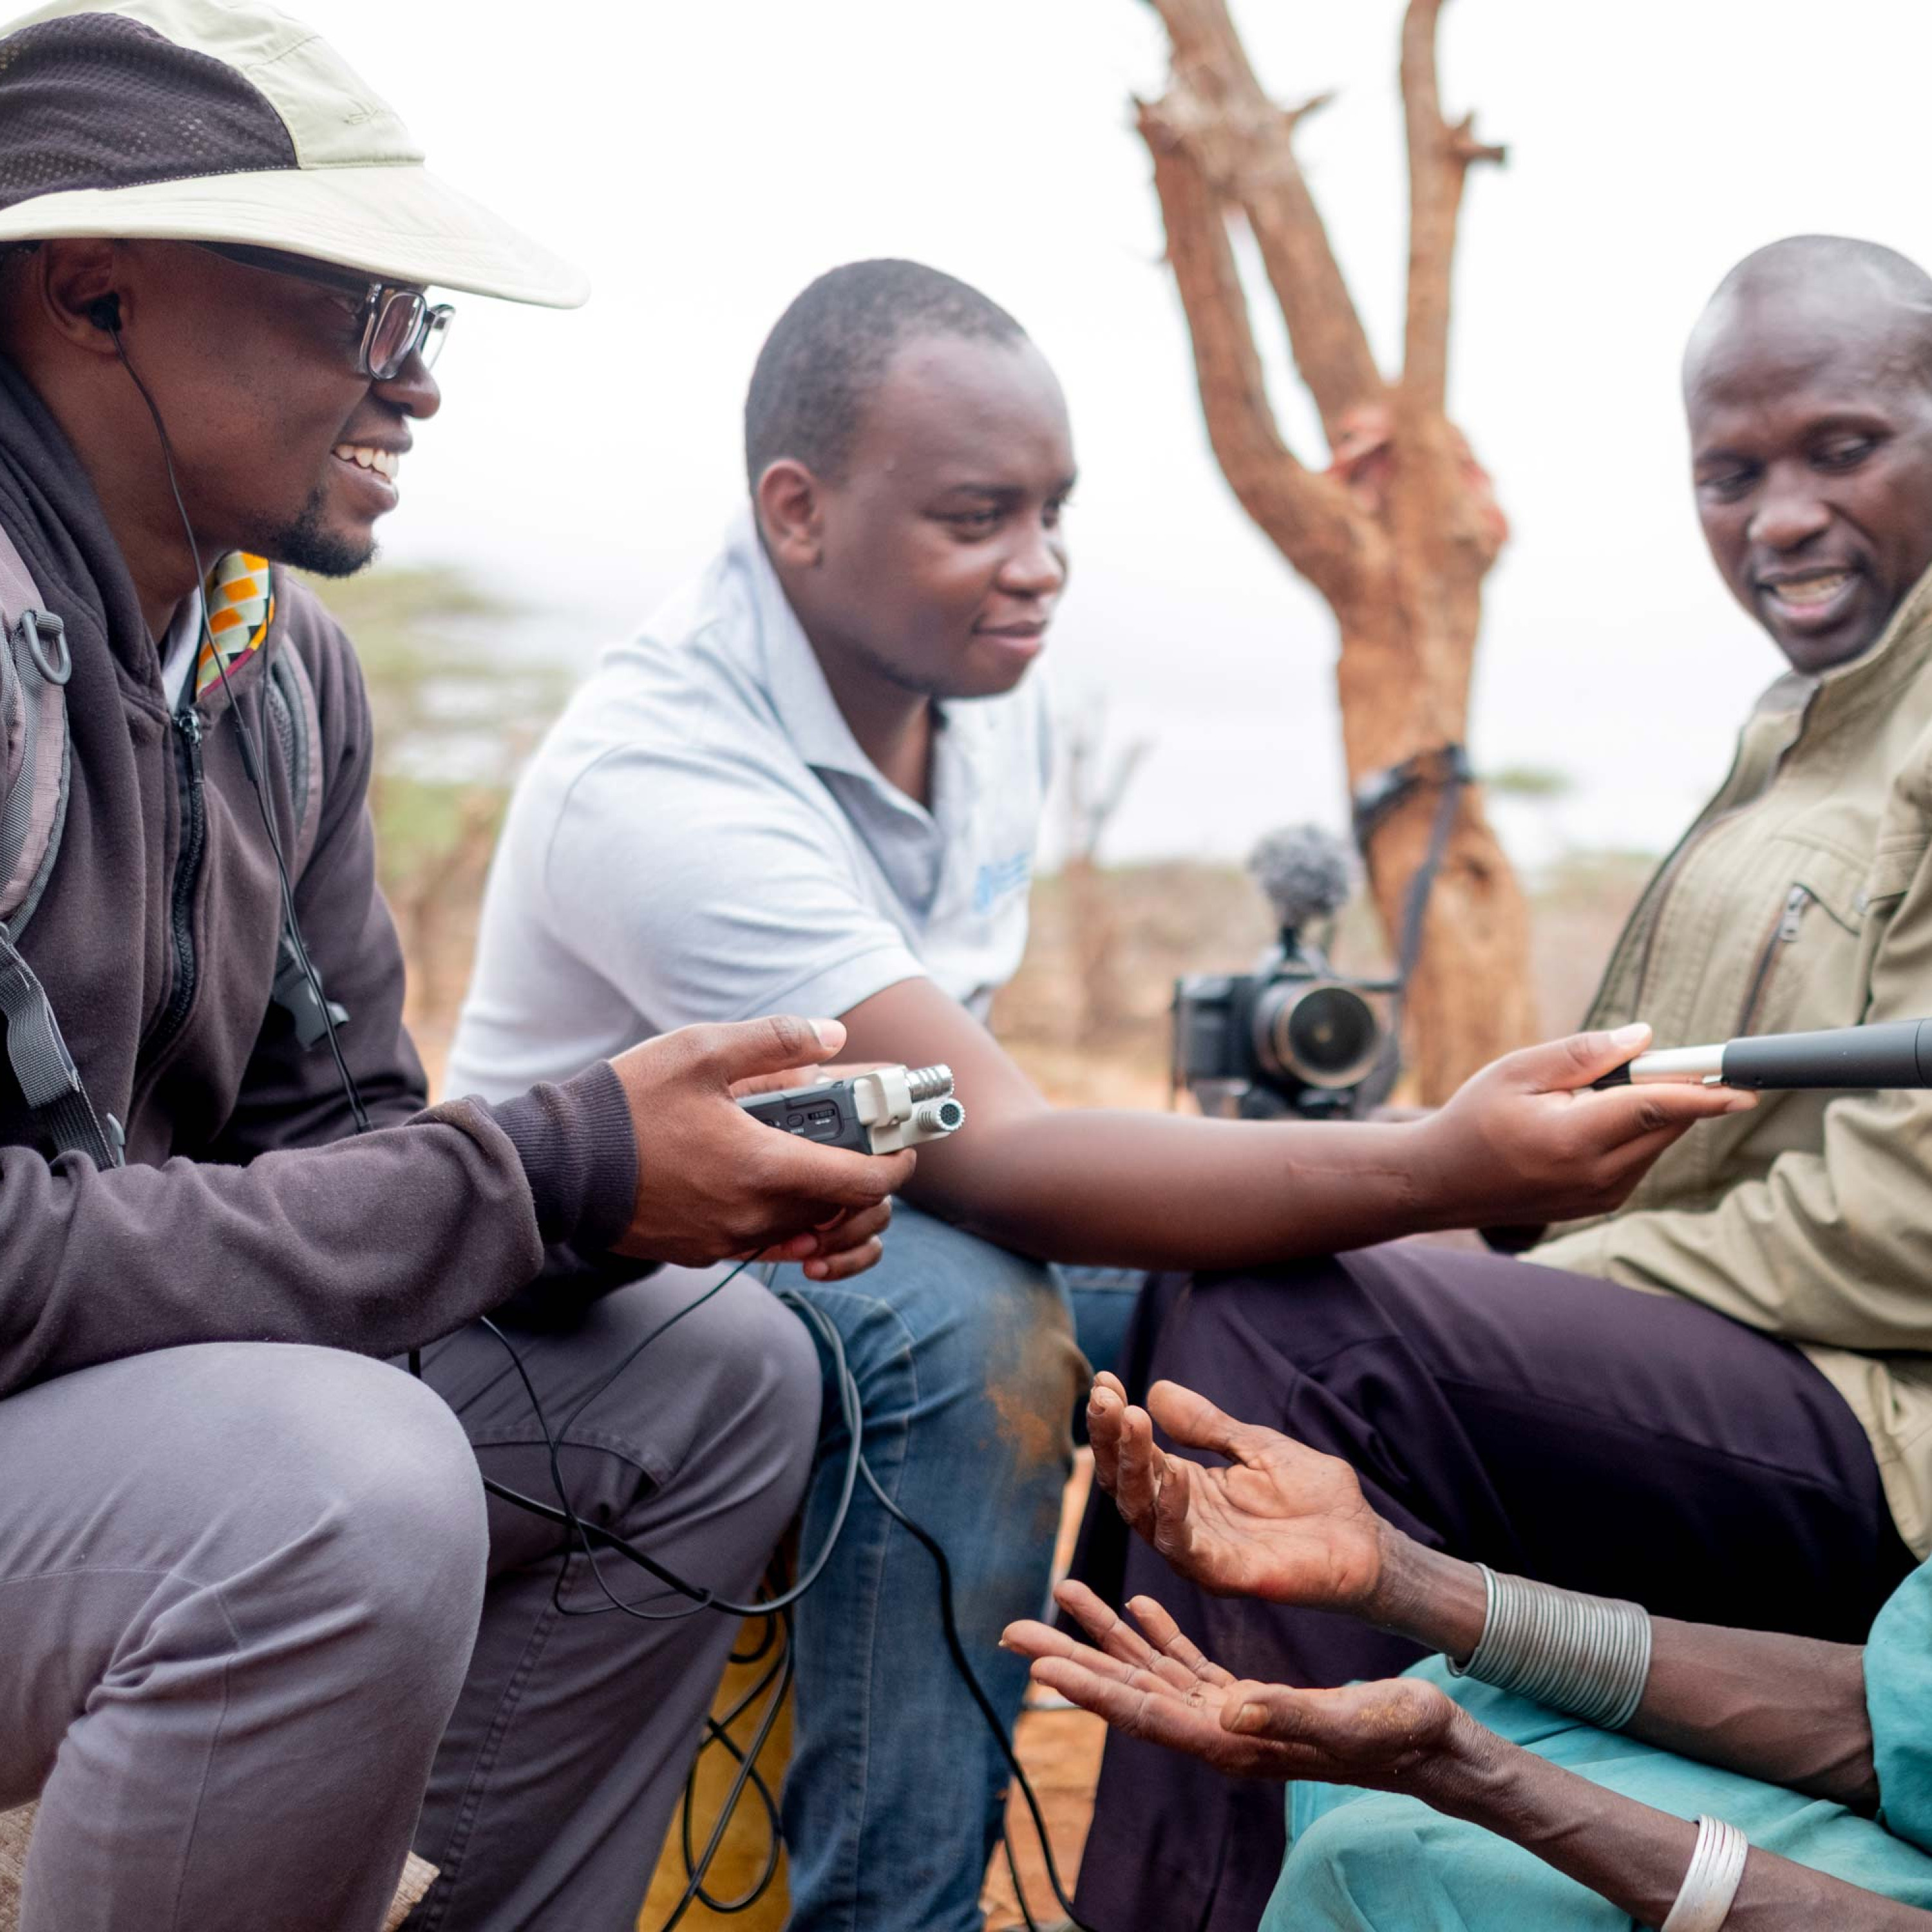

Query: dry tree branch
left=1148, top=0, right=1385, bottom=440
left=1399, top=0, right=1505, bottom=415
left=1137, top=96, right=1370, bottom=598
left=1280, top=88, right=1335, bottom=134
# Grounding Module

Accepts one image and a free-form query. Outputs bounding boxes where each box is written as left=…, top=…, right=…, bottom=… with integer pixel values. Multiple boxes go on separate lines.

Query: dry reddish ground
left=979, top=1458, right=1106, bottom=1932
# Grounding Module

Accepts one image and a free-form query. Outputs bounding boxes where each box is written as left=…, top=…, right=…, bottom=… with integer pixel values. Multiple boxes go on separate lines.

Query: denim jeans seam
left=792, top=1284, right=920, bottom=1929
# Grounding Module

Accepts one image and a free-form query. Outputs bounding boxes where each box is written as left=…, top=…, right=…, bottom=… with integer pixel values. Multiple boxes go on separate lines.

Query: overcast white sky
left=306, top=0, right=1932, bottom=867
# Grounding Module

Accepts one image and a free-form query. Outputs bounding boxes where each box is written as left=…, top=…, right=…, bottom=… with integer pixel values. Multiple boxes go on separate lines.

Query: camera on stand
left=1172, top=826, right=1395, bottom=1121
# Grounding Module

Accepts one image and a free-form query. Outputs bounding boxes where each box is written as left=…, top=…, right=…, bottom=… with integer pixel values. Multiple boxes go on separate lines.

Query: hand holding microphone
left=1412, top=1025, right=1756, bottom=1231
left=1594, top=1019, right=1932, bottom=1091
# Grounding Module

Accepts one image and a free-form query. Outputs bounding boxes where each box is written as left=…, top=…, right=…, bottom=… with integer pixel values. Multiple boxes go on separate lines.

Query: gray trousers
left=0, top=1271, right=821, bottom=1932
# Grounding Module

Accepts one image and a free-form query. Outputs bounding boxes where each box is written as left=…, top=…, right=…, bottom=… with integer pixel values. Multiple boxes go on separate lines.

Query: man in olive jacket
left=1072, top=232, right=1932, bottom=1932
left=1530, top=240, right=1932, bottom=1557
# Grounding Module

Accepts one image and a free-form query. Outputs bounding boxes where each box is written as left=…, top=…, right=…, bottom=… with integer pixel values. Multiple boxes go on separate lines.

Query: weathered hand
left=1003, top=1583, right=1459, bottom=1790
left=1087, top=1372, right=1389, bottom=1611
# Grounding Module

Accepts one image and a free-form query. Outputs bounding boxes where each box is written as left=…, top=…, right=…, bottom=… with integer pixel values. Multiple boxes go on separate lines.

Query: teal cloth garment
left=1260, top=1558, right=1932, bottom=1931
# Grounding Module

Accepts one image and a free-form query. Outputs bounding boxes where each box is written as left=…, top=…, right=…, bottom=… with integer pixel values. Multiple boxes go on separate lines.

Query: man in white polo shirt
left=448, top=260, right=1741, bottom=1929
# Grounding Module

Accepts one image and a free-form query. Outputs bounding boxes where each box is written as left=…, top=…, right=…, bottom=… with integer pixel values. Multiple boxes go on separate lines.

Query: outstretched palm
left=1002, top=1586, right=1457, bottom=1791
left=1088, top=1372, right=1387, bottom=1612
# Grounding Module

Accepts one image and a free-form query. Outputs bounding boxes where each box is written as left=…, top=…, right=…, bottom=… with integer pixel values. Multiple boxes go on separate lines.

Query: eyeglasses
left=193, top=242, right=454, bottom=382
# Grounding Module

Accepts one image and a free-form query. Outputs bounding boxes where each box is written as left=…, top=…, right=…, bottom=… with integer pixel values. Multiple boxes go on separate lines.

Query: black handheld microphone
left=1595, top=1019, right=1932, bottom=1090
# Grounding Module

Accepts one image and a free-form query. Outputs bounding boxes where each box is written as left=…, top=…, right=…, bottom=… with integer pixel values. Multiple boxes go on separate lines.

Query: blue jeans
left=771, top=1206, right=1121, bottom=1931
left=1059, top=1265, right=1143, bottom=1439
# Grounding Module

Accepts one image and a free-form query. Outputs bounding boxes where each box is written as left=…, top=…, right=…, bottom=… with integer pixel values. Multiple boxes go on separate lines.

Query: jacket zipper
left=146, top=705, right=206, bottom=1059
left=1737, top=884, right=1811, bottom=1035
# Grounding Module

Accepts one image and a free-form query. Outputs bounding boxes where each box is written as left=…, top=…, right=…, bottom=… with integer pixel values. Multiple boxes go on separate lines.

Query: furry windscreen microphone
left=1247, top=824, right=1360, bottom=932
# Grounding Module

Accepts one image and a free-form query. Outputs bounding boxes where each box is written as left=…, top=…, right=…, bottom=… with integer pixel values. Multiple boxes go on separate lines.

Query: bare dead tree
left=1137, top=0, right=1535, bottom=1099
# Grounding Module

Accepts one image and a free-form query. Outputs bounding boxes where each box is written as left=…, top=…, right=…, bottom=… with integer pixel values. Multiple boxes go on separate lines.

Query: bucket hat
left=0, top=0, right=587, bottom=306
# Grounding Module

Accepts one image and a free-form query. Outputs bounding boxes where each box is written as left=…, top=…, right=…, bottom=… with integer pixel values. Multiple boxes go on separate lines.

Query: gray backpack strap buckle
left=271, top=927, right=348, bottom=1050
left=0, top=918, right=122, bottom=1168
left=16, top=607, right=68, bottom=686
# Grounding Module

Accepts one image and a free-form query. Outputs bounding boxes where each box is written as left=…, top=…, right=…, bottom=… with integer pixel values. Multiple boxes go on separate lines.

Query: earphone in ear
left=85, top=294, right=120, bottom=334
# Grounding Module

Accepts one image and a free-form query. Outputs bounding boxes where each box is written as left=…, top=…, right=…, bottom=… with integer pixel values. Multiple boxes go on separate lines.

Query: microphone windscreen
left=1247, top=824, right=1359, bottom=931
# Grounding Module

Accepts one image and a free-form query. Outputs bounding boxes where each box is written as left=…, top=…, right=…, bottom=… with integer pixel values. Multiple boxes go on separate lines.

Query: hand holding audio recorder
left=737, top=1063, right=966, bottom=1154
left=608, top=1016, right=916, bottom=1276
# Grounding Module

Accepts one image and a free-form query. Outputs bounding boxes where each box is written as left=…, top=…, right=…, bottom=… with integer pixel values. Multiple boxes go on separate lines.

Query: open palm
left=1088, top=1372, right=1388, bottom=1611
left=1003, top=1584, right=1457, bottom=1790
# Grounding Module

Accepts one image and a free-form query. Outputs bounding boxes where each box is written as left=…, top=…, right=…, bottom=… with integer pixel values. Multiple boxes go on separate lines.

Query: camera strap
left=1350, top=741, right=1472, bottom=1008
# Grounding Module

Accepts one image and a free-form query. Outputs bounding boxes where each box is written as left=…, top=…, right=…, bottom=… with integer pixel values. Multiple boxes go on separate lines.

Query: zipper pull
left=1778, top=884, right=1809, bottom=942
left=174, top=705, right=202, bottom=750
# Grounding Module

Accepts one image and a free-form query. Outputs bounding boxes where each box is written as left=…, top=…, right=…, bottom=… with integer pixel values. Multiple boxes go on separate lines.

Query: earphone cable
left=106, top=317, right=372, bottom=1137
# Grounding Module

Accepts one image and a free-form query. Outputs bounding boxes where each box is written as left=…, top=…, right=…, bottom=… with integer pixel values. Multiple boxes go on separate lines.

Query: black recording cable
left=473, top=1276, right=1094, bottom=1932
left=678, top=1585, right=791, bottom=1915
left=471, top=1260, right=869, bottom=1624
left=665, top=1605, right=794, bottom=1929
left=103, top=308, right=373, bottom=1139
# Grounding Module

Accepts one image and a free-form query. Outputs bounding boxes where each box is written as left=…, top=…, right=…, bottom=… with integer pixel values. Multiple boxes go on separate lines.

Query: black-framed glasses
left=194, top=241, right=454, bottom=381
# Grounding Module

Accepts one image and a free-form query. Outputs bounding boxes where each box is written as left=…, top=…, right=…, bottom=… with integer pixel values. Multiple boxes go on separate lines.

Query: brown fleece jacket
left=0, top=355, right=636, bottom=1397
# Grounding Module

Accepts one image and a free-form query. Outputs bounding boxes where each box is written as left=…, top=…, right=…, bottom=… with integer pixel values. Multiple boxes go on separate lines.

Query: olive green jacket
left=1531, top=565, right=1932, bottom=1555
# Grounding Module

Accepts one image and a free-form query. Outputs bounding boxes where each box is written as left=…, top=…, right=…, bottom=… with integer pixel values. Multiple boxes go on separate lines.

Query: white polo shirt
left=446, top=510, right=1054, bottom=1103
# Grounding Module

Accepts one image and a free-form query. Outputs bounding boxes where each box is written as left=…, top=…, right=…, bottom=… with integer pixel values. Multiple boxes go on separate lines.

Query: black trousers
left=1067, top=1244, right=1917, bottom=1932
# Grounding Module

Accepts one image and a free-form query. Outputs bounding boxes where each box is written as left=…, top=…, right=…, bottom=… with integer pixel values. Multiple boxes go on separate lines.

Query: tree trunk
left=1138, top=0, right=1537, bottom=1098
left=1335, top=609, right=1535, bottom=1100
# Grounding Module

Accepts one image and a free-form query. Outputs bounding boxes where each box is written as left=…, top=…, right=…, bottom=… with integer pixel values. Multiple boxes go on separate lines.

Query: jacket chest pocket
left=1857, top=836, right=1931, bottom=920
left=1737, top=858, right=1870, bottom=1037
left=1848, top=835, right=1932, bottom=994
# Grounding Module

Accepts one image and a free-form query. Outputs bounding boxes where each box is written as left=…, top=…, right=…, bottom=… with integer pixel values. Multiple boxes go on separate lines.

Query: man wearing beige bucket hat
left=0, top=5, right=913, bottom=1930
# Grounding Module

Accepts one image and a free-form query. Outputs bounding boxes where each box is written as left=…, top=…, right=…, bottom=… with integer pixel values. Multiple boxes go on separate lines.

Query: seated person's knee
left=1274, top=1798, right=1442, bottom=1931
left=254, top=1348, right=488, bottom=1654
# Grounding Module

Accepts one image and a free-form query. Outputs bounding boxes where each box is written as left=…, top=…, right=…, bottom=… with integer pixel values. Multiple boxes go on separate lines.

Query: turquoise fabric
left=1260, top=1562, right=1932, bottom=1931
left=1869, top=1554, right=1932, bottom=1857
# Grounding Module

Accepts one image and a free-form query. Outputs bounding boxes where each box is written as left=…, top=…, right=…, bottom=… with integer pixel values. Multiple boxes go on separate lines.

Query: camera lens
left=1255, top=982, right=1382, bottom=1089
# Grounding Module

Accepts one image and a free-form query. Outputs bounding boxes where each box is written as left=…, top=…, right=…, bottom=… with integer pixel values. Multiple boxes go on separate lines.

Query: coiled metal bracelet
left=1444, top=1563, right=1653, bottom=1732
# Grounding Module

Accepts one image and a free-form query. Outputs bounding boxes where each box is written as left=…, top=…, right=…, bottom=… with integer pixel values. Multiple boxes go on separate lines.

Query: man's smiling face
left=116, top=238, right=441, bottom=578
left=1686, top=283, right=1932, bottom=674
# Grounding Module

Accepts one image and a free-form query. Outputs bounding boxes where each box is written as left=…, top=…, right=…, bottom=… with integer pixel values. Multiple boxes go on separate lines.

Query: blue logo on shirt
left=973, top=851, right=1032, bottom=916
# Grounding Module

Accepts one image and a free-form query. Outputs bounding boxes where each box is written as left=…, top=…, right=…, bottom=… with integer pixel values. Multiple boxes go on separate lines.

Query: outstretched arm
left=839, top=976, right=1752, bottom=1269
left=1007, top=1591, right=1929, bottom=1931
left=1082, top=1374, right=1880, bottom=1807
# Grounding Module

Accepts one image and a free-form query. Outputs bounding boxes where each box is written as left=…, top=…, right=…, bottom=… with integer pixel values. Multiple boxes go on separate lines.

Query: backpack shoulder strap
left=0, top=520, right=71, bottom=937
left=0, top=520, right=120, bottom=1170
left=0, top=520, right=36, bottom=623
left=258, top=610, right=345, bottom=1050
left=265, top=632, right=323, bottom=875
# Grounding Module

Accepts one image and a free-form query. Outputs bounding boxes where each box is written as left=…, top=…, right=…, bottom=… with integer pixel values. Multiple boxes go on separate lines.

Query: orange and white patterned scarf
left=194, top=550, right=274, bottom=697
